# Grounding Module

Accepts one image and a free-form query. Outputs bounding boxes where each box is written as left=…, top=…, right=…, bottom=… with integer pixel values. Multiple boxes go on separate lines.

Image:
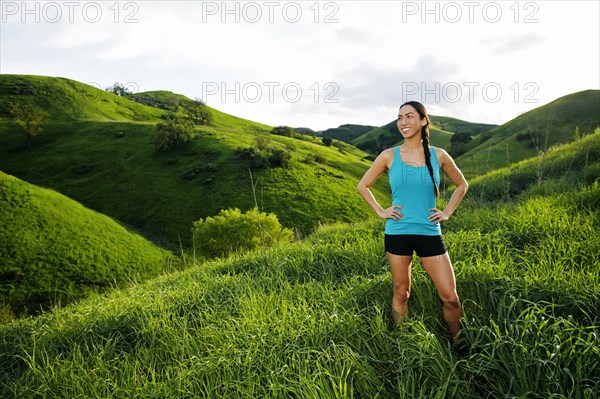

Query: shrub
left=192, top=208, right=293, bottom=258
left=271, top=125, right=293, bottom=137
left=304, top=153, right=327, bottom=165
left=236, top=145, right=292, bottom=169
left=236, top=147, right=270, bottom=169
left=268, top=148, right=292, bottom=168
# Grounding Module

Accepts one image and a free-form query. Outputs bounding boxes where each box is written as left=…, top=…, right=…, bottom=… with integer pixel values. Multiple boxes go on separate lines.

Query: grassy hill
left=430, top=115, right=496, bottom=136
left=0, top=75, right=391, bottom=250
left=0, top=171, right=175, bottom=319
left=456, top=90, right=600, bottom=178
left=1, top=165, right=598, bottom=397
left=463, top=129, right=600, bottom=203
left=0, top=75, right=165, bottom=122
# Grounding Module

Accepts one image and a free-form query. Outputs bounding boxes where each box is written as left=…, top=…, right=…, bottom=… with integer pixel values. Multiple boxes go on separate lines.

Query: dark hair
left=399, top=101, right=439, bottom=198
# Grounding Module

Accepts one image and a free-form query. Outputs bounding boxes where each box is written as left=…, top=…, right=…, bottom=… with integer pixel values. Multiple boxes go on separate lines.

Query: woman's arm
left=357, top=149, right=403, bottom=221
left=428, top=148, right=468, bottom=223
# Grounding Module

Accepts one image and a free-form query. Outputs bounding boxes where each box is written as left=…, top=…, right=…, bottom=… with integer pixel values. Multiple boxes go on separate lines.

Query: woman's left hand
left=428, top=208, right=450, bottom=224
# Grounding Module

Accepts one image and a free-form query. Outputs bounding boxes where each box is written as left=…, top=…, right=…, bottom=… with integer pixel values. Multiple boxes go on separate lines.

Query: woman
left=357, top=101, right=468, bottom=347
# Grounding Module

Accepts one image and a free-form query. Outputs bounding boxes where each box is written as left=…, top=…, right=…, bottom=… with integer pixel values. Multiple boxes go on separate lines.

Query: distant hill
left=430, top=115, right=496, bottom=136
left=0, top=171, right=174, bottom=317
left=351, top=120, right=454, bottom=153
left=0, top=75, right=390, bottom=249
left=456, top=90, right=600, bottom=177
left=351, top=115, right=495, bottom=154
left=318, top=124, right=378, bottom=143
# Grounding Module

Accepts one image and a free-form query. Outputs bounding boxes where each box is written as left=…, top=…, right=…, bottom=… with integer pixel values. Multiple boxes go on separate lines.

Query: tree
left=105, top=82, right=133, bottom=96
left=450, top=132, right=472, bottom=145
left=449, top=132, right=472, bottom=158
left=184, top=98, right=212, bottom=125
left=10, top=102, right=49, bottom=148
left=322, top=137, right=333, bottom=146
left=153, top=113, right=195, bottom=151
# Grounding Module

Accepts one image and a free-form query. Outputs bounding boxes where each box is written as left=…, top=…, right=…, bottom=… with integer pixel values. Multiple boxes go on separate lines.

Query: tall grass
left=2, top=178, right=599, bottom=398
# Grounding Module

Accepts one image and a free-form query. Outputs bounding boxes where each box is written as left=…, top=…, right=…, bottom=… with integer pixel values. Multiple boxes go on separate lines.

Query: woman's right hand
left=378, top=205, right=403, bottom=221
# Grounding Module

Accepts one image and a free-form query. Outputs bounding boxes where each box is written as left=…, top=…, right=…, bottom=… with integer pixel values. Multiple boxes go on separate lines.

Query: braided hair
left=399, top=101, right=440, bottom=198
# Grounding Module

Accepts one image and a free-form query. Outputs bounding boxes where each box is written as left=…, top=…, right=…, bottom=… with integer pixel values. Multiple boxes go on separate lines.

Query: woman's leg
left=387, top=253, right=413, bottom=325
left=420, top=253, right=461, bottom=340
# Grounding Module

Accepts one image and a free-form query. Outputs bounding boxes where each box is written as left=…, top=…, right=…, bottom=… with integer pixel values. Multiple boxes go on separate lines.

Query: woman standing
left=357, top=101, right=468, bottom=347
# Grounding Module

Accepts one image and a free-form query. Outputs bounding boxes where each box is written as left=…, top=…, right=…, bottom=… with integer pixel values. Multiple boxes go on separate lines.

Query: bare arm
left=357, top=149, right=403, bottom=221
left=428, top=148, right=469, bottom=223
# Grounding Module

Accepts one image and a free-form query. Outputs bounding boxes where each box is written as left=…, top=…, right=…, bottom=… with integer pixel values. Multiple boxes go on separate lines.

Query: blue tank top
left=385, top=146, right=442, bottom=236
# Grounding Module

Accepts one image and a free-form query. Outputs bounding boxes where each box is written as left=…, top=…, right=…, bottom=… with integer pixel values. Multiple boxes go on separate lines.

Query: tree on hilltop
left=105, top=82, right=133, bottom=96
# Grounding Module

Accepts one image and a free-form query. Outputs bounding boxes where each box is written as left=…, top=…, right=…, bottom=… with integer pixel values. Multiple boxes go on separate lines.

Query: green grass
left=1, top=175, right=598, bottom=398
left=457, top=89, right=600, bottom=178
left=0, top=171, right=176, bottom=320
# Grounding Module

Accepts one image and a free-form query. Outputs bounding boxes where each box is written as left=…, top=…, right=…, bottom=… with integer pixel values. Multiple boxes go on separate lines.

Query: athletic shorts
left=384, top=234, right=447, bottom=257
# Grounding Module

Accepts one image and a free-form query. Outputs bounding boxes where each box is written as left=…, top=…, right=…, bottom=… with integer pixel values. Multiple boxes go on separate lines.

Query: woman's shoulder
left=378, top=147, right=396, bottom=160
left=430, top=146, right=452, bottom=164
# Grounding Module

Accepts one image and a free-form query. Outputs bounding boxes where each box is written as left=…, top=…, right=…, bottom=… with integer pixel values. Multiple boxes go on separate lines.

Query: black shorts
left=385, top=234, right=447, bottom=257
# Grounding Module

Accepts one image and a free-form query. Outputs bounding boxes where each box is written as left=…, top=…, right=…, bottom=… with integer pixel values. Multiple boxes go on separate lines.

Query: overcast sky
left=1, top=1, right=599, bottom=131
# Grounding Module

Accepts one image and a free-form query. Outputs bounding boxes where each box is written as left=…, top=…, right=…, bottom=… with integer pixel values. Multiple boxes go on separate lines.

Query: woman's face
left=397, top=104, right=427, bottom=140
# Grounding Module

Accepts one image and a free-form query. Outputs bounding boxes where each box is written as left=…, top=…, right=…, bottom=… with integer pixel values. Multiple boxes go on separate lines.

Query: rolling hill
left=0, top=74, right=391, bottom=250
left=0, top=171, right=175, bottom=318
left=456, top=89, right=600, bottom=178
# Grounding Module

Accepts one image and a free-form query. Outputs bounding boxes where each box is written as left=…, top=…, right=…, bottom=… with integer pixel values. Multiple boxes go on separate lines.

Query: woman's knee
left=441, top=292, right=460, bottom=309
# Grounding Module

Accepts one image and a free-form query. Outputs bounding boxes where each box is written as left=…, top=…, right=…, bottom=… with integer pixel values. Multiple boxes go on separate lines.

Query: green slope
left=456, top=90, right=600, bottom=177
left=464, top=129, right=600, bottom=203
left=430, top=115, right=496, bottom=136
left=0, top=75, right=390, bottom=249
left=0, top=171, right=175, bottom=318
left=0, top=75, right=165, bottom=122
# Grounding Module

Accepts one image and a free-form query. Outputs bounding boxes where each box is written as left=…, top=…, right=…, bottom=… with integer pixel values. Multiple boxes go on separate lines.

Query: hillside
left=464, top=129, right=600, bottom=203
left=456, top=89, right=600, bottom=177
left=430, top=115, right=496, bottom=136
left=0, top=75, right=165, bottom=122
left=0, top=171, right=175, bottom=318
left=0, top=75, right=391, bottom=249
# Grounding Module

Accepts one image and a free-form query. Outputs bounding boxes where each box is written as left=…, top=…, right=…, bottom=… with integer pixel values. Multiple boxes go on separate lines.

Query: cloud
left=481, top=33, right=546, bottom=54
left=332, top=55, right=461, bottom=110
